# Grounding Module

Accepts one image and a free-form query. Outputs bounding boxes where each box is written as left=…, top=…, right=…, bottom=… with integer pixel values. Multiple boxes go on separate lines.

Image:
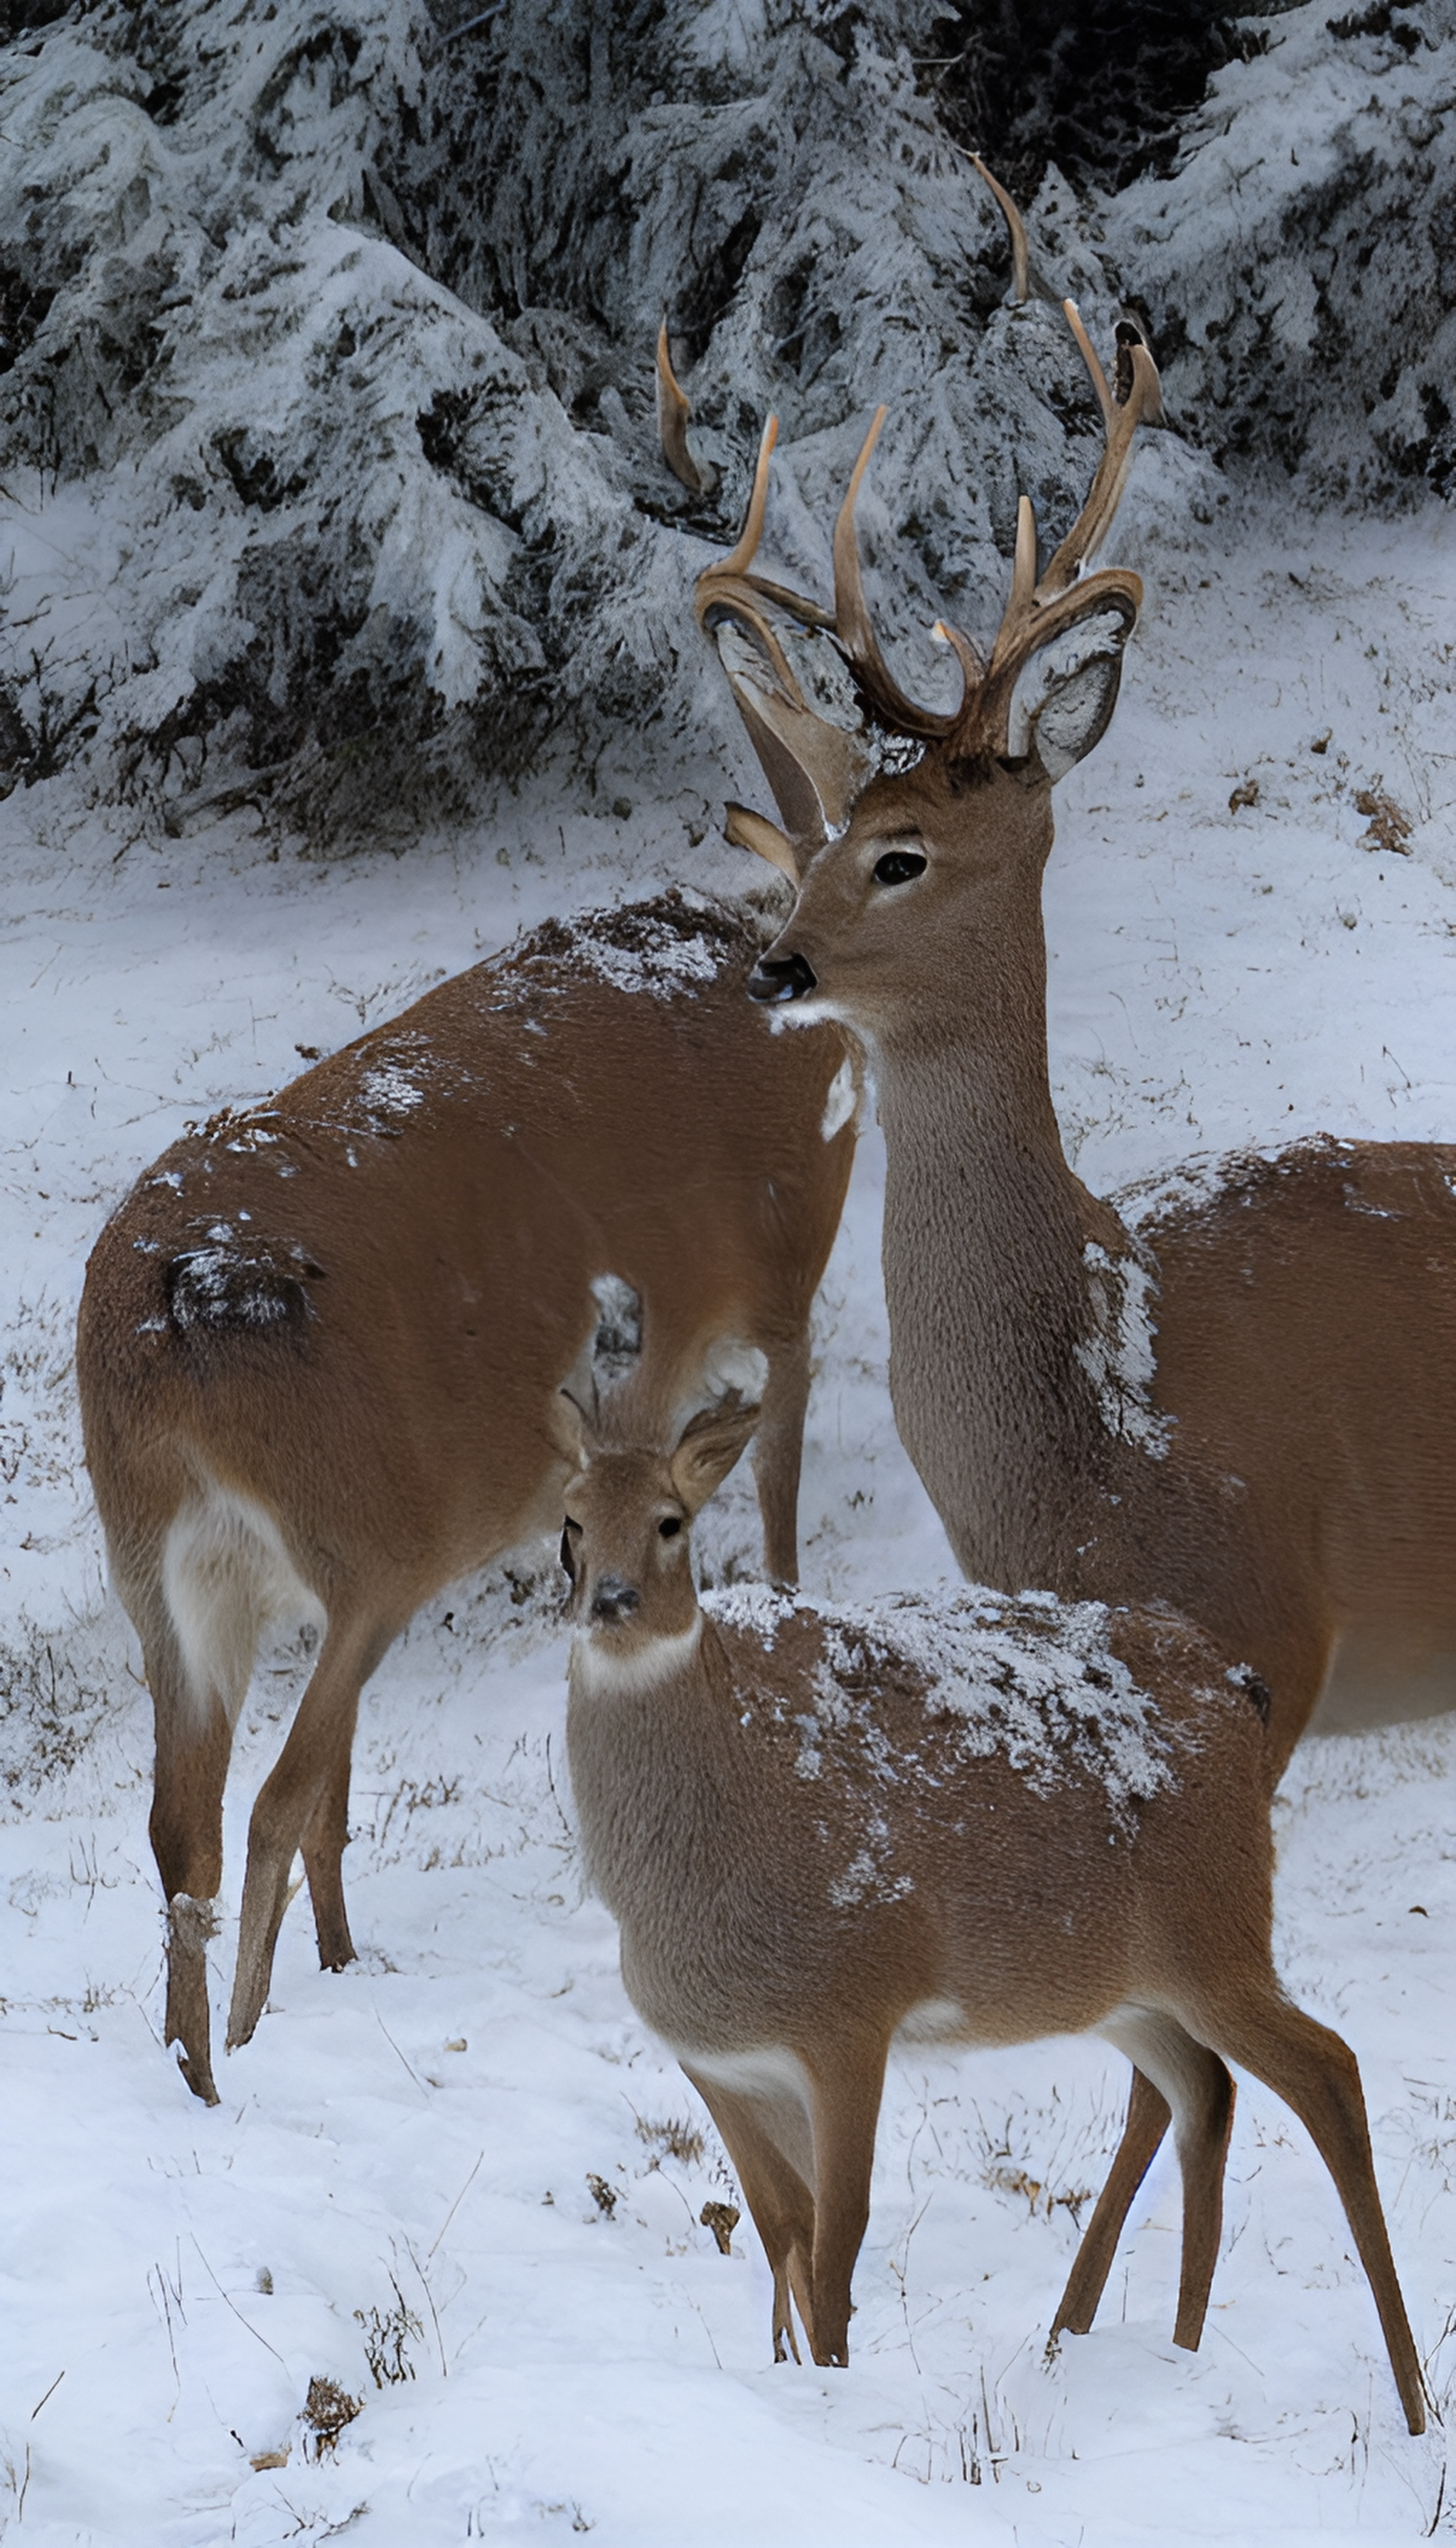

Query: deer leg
left=227, top=1618, right=384, bottom=2054
left=751, top=1326, right=812, bottom=1587
left=1100, top=2012, right=1236, bottom=2352
left=681, top=2065, right=818, bottom=2363
left=1199, top=1989, right=1426, bottom=2435
left=805, top=2043, right=888, bottom=2367
left=149, top=1652, right=234, bottom=2108
left=299, top=1698, right=360, bottom=1974
left=1051, top=2066, right=1170, bottom=2340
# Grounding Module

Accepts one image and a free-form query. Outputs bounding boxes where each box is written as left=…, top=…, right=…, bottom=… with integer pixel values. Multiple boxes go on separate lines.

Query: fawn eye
left=872, top=848, right=926, bottom=887
left=658, top=1516, right=682, bottom=1539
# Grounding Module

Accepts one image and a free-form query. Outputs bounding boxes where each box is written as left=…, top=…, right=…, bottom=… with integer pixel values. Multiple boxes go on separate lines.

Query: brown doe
left=559, top=1337, right=1425, bottom=2432
left=77, top=894, right=855, bottom=2104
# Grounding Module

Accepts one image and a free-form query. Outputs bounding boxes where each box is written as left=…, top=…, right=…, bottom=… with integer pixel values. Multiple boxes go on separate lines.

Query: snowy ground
left=2, top=492, right=1455, bottom=2544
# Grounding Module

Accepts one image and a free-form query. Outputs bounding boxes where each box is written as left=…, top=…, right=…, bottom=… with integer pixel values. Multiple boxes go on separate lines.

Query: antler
left=695, top=158, right=1162, bottom=793
left=656, top=321, right=716, bottom=497
left=946, top=309, right=1163, bottom=760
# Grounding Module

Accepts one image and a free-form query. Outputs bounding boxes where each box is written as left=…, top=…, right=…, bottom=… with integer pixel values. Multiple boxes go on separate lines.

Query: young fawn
left=560, top=1354, right=1425, bottom=2432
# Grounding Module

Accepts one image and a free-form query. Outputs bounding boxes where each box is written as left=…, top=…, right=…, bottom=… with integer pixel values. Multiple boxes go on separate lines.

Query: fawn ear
left=549, top=1387, right=587, bottom=1467
left=669, top=1395, right=761, bottom=1514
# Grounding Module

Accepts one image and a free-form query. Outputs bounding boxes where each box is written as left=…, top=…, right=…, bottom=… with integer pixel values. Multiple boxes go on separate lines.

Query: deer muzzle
left=590, top=1575, right=641, bottom=1624
left=748, top=951, right=818, bottom=1004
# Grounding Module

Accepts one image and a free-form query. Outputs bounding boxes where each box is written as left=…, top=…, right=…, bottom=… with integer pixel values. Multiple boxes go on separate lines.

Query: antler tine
left=947, top=307, right=1157, bottom=758
left=831, top=409, right=961, bottom=741
left=966, top=151, right=1029, bottom=305
left=656, top=319, right=710, bottom=494
left=1062, top=299, right=1115, bottom=433
left=1039, top=333, right=1162, bottom=596
left=714, top=414, right=778, bottom=584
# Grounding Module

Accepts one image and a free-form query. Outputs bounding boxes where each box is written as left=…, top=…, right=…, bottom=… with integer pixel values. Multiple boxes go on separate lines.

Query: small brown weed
left=700, top=2200, right=740, bottom=2255
left=303, top=2376, right=361, bottom=2458
left=633, top=2114, right=705, bottom=2168
left=1355, top=788, right=1412, bottom=855
left=355, top=2275, right=422, bottom=2387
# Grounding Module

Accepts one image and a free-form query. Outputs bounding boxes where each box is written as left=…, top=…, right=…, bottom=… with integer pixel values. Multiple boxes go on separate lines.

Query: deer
left=557, top=1313, right=1426, bottom=2434
left=673, top=169, right=1456, bottom=1776
left=668, top=158, right=1456, bottom=2360
left=77, top=890, right=856, bottom=2104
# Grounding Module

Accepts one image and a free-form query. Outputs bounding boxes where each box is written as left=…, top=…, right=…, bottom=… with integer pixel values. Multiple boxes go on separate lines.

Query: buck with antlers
left=558, top=1323, right=1425, bottom=2431
left=672, top=174, right=1456, bottom=1769
left=77, top=893, right=855, bottom=2104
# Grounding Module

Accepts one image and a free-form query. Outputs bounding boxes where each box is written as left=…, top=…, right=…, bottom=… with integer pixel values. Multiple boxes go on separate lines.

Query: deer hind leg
left=680, top=2064, right=819, bottom=2362
left=1051, top=2067, right=1171, bottom=2342
left=227, top=1614, right=389, bottom=2055
left=751, top=1326, right=812, bottom=1587
left=146, top=1487, right=296, bottom=2104
left=1097, top=2011, right=1236, bottom=2352
left=299, top=1702, right=358, bottom=1975
left=1197, top=1988, right=1426, bottom=2435
left=147, top=1643, right=235, bottom=2108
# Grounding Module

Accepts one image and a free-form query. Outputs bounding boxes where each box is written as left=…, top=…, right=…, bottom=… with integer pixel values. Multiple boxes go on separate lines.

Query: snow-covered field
left=2, top=489, right=1455, bottom=2544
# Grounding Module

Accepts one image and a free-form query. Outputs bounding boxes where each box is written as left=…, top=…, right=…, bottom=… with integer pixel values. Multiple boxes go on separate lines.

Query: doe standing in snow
left=77, top=894, right=854, bottom=2104
left=558, top=1318, right=1425, bottom=2432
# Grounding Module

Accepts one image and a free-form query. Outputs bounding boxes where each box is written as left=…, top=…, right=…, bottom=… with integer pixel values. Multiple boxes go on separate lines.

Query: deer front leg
left=1199, top=1987, right=1426, bottom=2436
left=228, top=1619, right=380, bottom=2053
left=751, top=1326, right=812, bottom=1588
left=681, top=2065, right=818, bottom=2363
left=805, top=2043, right=889, bottom=2367
left=299, top=1700, right=360, bottom=1974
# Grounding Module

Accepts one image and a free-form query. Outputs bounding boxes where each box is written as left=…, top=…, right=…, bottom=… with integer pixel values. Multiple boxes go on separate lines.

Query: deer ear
left=710, top=616, right=873, bottom=845
left=550, top=1387, right=587, bottom=1466
left=723, top=801, right=801, bottom=883
left=668, top=1396, right=761, bottom=1514
left=1008, top=603, right=1135, bottom=783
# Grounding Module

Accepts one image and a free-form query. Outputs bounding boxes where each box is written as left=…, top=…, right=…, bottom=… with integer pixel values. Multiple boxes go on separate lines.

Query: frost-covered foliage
left=0, top=0, right=1450, bottom=828
left=0, top=0, right=1192, bottom=830
left=1103, top=0, right=1456, bottom=497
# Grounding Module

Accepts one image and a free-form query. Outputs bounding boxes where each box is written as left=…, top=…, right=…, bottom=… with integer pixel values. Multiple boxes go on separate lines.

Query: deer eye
left=658, top=1516, right=682, bottom=1539
left=872, top=848, right=927, bottom=887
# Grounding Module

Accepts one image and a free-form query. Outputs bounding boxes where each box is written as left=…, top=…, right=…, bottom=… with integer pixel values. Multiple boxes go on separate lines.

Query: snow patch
left=1074, top=1242, right=1174, bottom=1459
left=707, top=1583, right=1183, bottom=1813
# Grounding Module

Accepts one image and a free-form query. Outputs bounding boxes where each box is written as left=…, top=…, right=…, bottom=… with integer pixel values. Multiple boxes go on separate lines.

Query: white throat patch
left=570, top=1616, right=702, bottom=1697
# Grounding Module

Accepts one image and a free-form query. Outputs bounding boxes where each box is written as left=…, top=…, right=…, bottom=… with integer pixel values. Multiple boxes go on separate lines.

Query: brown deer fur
left=77, top=894, right=854, bottom=2104
left=560, top=1383, right=1425, bottom=2431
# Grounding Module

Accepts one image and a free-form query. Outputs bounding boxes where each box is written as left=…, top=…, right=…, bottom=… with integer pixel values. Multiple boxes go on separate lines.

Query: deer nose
left=590, top=1575, right=640, bottom=1623
left=749, top=951, right=817, bottom=1004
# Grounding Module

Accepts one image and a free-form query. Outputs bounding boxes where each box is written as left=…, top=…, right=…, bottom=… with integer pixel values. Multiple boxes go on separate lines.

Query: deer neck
left=567, top=1615, right=737, bottom=1917
left=870, top=949, right=1156, bottom=1595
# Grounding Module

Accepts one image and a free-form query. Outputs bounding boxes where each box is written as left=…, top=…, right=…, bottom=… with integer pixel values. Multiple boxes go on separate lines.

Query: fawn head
left=556, top=1280, right=762, bottom=1671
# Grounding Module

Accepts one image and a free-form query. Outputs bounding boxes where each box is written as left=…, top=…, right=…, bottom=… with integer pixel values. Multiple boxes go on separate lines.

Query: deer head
left=687, top=176, right=1162, bottom=1054
left=557, top=1278, right=763, bottom=1667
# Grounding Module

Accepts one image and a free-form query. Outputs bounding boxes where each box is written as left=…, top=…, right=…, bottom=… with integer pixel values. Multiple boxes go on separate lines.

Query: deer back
left=78, top=891, right=854, bottom=1620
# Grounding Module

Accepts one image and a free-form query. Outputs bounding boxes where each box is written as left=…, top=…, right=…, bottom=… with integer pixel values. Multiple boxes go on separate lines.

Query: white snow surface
left=3, top=486, right=1456, bottom=2542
